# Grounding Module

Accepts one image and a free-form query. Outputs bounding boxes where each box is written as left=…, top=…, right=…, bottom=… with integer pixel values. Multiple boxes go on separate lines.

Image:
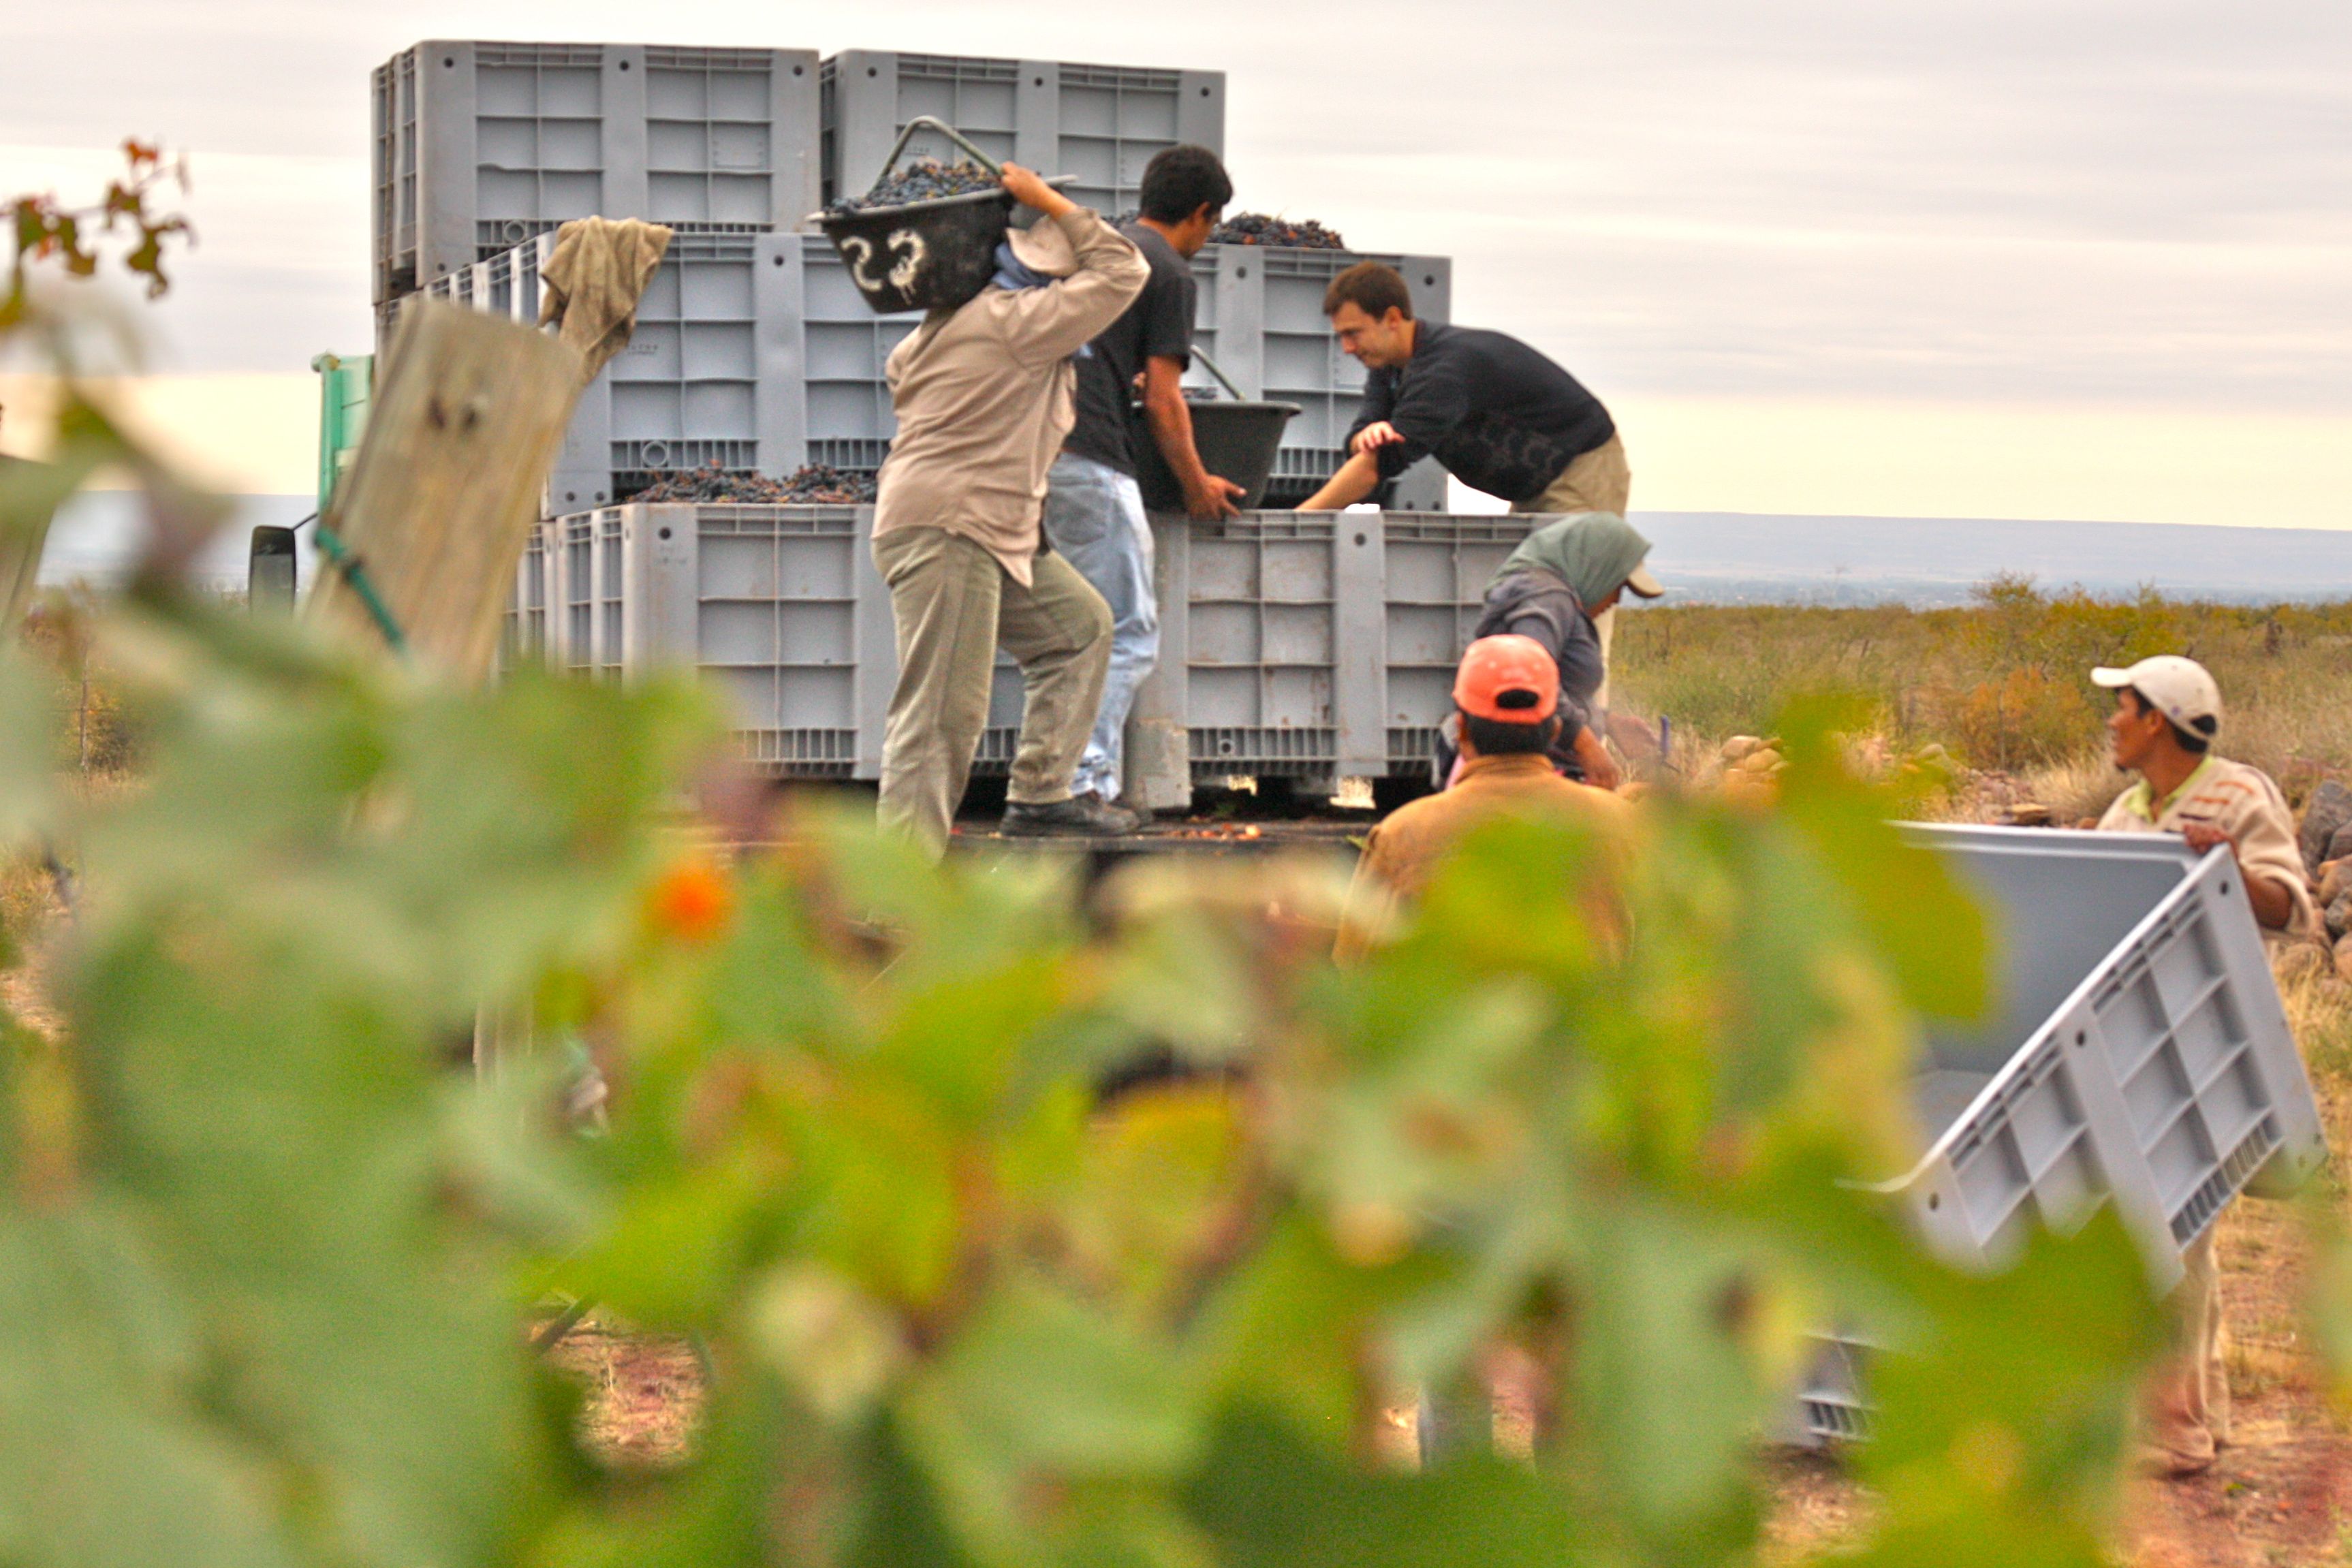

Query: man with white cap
left=2090, top=655, right=2312, bottom=937
left=871, top=166, right=1148, bottom=854
left=2088, top=653, right=2314, bottom=1477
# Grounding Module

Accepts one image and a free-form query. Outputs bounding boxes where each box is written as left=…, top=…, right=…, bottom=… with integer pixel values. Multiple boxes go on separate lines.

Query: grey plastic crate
left=1895, top=825, right=2323, bottom=1278
left=787, top=233, right=922, bottom=475
left=507, top=507, right=1590, bottom=793
left=503, top=520, right=556, bottom=668
left=1790, top=1336, right=1870, bottom=1445
left=407, top=227, right=809, bottom=514
left=1187, top=245, right=1451, bottom=508
left=1378, top=514, right=1537, bottom=774
left=1122, top=510, right=1552, bottom=802
left=372, top=41, right=821, bottom=304
left=1140, top=513, right=1387, bottom=787
left=1785, top=825, right=2327, bottom=1445
left=511, top=502, right=1029, bottom=779
left=523, top=503, right=884, bottom=775
left=820, top=52, right=1223, bottom=215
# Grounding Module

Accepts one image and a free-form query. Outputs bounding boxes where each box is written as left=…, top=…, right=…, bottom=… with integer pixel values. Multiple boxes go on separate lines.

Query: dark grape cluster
left=1208, top=213, right=1349, bottom=250
left=633, top=464, right=879, bottom=505
left=826, top=159, right=1001, bottom=215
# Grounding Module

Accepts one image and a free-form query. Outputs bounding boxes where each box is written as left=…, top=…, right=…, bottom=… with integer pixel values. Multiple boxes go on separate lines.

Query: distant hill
left=1633, top=512, right=2352, bottom=606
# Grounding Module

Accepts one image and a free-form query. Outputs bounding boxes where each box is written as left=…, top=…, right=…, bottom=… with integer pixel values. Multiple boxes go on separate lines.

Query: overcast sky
left=1, top=1, right=2345, bottom=520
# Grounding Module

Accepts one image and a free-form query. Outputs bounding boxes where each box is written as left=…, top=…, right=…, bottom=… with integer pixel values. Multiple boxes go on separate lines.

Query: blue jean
left=1042, top=452, right=1158, bottom=802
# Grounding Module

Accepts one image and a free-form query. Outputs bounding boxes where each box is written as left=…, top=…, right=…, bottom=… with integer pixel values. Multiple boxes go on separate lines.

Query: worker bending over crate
left=1300, top=262, right=1637, bottom=723
left=871, top=166, right=1148, bottom=853
left=1300, top=261, right=1628, bottom=518
left=1442, top=512, right=1662, bottom=791
left=2088, top=655, right=2315, bottom=1476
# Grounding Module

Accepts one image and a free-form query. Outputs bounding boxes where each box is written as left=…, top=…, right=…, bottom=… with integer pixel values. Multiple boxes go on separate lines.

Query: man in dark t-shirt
left=1296, top=262, right=1629, bottom=518
left=1042, top=145, right=1242, bottom=819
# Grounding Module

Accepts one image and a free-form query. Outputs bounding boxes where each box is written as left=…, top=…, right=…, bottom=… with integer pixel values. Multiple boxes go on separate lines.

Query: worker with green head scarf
left=1443, top=512, right=1661, bottom=789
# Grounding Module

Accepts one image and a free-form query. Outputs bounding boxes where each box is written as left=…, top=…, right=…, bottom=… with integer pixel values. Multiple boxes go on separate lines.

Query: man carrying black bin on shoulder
left=1043, top=146, right=1247, bottom=826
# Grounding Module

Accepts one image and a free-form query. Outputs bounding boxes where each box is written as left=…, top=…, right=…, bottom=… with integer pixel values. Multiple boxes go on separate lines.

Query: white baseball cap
left=2091, top=655, right=2222, bottom=738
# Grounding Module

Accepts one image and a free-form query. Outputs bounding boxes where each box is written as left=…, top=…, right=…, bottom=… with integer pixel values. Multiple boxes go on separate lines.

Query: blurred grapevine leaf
left=0, top=499, right=2167, bottom=1568
left=0, top=584, right=721, bottom=1568
left=2, top=140, right=193, bottom=326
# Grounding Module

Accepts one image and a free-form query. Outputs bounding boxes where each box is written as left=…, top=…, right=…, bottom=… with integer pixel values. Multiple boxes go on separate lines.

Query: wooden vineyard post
left=306, top=301, right=583, bottom=681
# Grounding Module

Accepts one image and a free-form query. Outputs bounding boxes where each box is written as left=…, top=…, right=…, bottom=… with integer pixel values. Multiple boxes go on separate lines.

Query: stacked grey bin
left=504, top=503, right=1537, bottom=800
left=373, top=42, right=823, bottom=304
left=378, top=39, right=1455, bottom=509
left=819, top=51, right=1224, bottom=216
left=415, top=228, right=809, bottom=513
left=406, top=224, right=1456, bottom=516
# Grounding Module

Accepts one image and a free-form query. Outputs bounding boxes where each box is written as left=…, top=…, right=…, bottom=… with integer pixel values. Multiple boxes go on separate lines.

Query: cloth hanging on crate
left=537, top=218, right=675, bottom=383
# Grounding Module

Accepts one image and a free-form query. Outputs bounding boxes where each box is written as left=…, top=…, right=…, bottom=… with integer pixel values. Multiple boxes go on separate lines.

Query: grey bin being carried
left=1795, top=824, right=2327, bottom=1443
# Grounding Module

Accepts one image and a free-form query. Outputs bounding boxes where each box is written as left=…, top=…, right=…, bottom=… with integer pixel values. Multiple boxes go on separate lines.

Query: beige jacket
left=1334, top=752, right=1633, bottom=963
left=873, top=209, right=1147, bottom=585
left=2097, top=753, right=2318, bottom=938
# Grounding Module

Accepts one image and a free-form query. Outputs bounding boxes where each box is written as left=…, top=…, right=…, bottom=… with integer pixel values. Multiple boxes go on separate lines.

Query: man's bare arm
left=2182, top=823, right=2295, bottom=930
left=1296, top=448, right=1382, bottom=511
left=1140, top=357, right=1244, bottom=520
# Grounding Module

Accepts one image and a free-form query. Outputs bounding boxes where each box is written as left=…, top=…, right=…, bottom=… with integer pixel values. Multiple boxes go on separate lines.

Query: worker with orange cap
left=1337, top=633, right=1631, bottom=961
left=1334, top=633, right=1635, bottom=1465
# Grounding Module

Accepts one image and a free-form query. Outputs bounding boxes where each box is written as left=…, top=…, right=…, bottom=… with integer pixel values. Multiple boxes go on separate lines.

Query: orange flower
left=647, top=860, right=734, bottom=943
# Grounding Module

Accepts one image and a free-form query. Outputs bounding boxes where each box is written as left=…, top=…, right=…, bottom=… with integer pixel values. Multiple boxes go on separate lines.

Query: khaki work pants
left=1511, top=433, right=1633, bottom=709
left=2146, top=1228, right=2231, bottom=1471
left=873, top=525, right=1112, bottom=856
left=1511, top=433, right=1632, bottom=518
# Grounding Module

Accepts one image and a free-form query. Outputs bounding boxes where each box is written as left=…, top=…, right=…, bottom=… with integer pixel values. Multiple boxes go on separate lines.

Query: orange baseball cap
left=1454, top=634, right=1558, bottom=723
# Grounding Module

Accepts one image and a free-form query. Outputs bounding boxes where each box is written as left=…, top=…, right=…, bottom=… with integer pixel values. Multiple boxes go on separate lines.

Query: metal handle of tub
left=1188, top=346, right=1249, bottom=401
left=876, top=115, right=1004, bottom=181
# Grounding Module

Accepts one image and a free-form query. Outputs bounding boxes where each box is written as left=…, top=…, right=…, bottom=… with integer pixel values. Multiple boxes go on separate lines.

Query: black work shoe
left=1000, top=796, right=1138, bottom=837
left=1077, top=791, right=1153, bottom=833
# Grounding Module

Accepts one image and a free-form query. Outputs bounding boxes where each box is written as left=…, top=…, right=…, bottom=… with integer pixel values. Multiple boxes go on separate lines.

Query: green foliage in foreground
left=0, top=582, right=2178, bottom=1567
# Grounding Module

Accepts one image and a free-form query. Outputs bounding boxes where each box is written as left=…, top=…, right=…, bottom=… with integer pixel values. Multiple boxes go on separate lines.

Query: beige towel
left=537, top=218, right=674, bottom=383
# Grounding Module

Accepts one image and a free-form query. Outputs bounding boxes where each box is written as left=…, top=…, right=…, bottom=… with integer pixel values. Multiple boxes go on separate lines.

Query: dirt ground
left=545, top=1320, right=706, bottom=1467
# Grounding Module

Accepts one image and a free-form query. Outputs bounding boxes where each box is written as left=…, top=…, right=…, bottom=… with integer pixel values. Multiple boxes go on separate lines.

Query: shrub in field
left=1932, top=665, right=2098, bottom=772
left=1616, top=576, right=2352, bottom=796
